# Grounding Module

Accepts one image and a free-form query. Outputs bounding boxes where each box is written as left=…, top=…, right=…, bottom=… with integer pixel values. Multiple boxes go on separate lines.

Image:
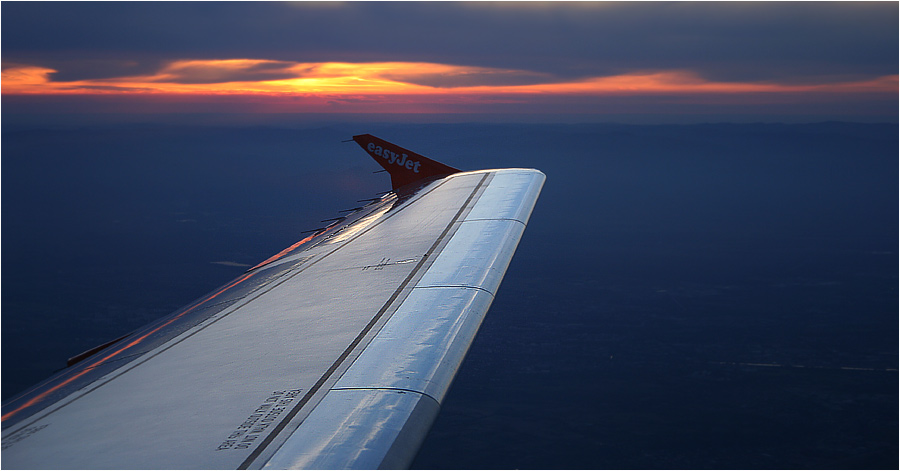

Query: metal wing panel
left=332, top=287, right=496, bottom=401
left=2, top=166, right=544, bottom=470
left=415, top=219, right=526, bottom=294
left=262, top=169, right=545, bottom=469
left=261, top=389, right=439, bottom=470
left=464, top=168, right=546, bottom=224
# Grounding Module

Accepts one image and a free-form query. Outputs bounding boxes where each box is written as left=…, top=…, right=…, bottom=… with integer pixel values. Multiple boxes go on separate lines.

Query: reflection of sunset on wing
left=3, top=60, right=896, bottom=100
left=1, top=269, right=257, bottom=423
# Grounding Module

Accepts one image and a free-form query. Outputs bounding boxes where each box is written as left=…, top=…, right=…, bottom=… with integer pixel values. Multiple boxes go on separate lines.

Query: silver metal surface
left=1, top=168, right=545, bottom=469
left=331, top=287, right=494, bottom=402
left=465, top=169, right=545, bottom=224
left=262, top=389, right=439, bottom=470
left=415, top=219, right=526, bottom=295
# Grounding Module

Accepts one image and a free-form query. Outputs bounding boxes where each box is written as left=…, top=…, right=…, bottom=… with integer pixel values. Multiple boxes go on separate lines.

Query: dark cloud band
left=2, top=2, right=896, bottom=85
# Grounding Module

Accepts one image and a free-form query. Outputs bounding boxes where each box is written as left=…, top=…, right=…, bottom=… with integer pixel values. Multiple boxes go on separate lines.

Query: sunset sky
left=2, top=2, right=897, bottom=122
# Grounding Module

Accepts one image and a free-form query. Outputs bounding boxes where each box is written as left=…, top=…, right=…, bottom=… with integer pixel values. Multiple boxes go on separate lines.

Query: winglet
left=352, top=134, right=460, bottom=190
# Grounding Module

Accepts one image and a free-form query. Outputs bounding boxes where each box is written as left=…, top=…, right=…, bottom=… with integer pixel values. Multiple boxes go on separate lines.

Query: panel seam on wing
left=328, top=387, right=440, bottom=405
left=462, top=217, right=528, bottom=225
left=411, top=285, right=497, bottom=296
left=239, top=173, right=492, bottom=469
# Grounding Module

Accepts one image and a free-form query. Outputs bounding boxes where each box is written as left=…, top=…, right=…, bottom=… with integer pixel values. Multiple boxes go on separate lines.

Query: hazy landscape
left=3, top=118, right=896, bottom=468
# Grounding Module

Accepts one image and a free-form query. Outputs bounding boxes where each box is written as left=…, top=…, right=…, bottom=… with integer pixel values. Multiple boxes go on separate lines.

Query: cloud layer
left=5, top=60, right=895, bottom=96
left=2, top=2, right=896, bottom=120
left=3, top=2, right=896, bottom=83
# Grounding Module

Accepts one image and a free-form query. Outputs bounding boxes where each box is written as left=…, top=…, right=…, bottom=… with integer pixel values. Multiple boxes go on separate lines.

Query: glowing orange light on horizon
left=2, top=60, right=896, bottom=99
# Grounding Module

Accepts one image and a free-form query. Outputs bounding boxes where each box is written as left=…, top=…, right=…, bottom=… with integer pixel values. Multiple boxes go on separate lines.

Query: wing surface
left=1, top=136, right=544, bottom=469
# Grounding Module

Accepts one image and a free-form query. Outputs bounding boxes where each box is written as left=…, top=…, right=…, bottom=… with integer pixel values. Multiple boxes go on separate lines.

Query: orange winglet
left=352, top=134, right=460, bottom=191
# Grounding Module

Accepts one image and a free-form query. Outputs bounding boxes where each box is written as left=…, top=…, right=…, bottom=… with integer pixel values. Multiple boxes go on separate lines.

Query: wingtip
left=351, top=135, right=460, bottom=190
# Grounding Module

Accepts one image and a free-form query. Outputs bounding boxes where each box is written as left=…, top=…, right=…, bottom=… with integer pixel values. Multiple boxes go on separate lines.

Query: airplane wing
left=1, top=134, right=545, bottom=469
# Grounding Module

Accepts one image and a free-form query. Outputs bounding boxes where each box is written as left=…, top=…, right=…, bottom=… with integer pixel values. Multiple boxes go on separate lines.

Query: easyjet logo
left=367, top=142, right=421, bottom=173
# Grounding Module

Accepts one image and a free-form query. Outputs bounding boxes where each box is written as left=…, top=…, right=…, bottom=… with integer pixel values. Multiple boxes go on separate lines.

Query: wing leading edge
left=1, top=136, right=544, bottom=469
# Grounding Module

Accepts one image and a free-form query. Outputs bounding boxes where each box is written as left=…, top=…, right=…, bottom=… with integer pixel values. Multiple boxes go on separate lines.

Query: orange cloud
left=1, top=65, right=57, bottom=92
left=2, top=60, right=896, bottom=102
